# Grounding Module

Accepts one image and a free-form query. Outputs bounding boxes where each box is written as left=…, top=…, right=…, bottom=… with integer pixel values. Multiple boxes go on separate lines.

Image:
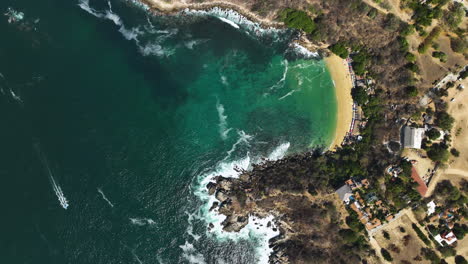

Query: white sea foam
left=193, top=139, right=290, bottom=263
left=269, top=59, right=288, bottom=91
left=77, top=0, right=102, bottom=18
left=278, top=90, right=296, bottom=100
left=97, top=188, right=114, bottom=207
left=130, top=217, right=157, bottom=226
left=291, top=43, right=319, bottom=59
left=181, top=7, right=284, bottom=38
left=267, top=142, right=290, bottom=160
left=125, top=0, right=150, bottom=11
left=184, top=39, right=208, bottom=50
left=224, top=130, right=252, bottom=160
left=138, top=42, right=175, bottom=57
left=220, top=75, right=228, bottom=86
left=216, top=101, right=232, bottom=140
left=217, top=17, right=240, bottom=29
left=180, top=241, right=206, bottom=264
left=185, top=211, right=202, bottom=241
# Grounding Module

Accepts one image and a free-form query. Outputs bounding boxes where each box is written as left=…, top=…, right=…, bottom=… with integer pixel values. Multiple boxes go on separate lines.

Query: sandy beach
left=325, top=54, right=354, bottom=150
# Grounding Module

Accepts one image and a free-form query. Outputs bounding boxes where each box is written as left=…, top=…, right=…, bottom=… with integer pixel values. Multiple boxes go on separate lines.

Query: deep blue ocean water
left=0, top=0, right=337, bottom=263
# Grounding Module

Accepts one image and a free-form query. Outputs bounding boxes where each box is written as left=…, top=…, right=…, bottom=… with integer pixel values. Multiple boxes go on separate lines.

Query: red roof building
left=411, top=167, right=428, bottom=196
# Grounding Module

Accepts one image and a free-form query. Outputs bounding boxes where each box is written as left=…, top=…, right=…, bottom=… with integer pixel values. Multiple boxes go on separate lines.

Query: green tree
left=381, top=248, right=393, bottom=261
left=460, top=69, right=468, bottom=79
left=407, top=63, right=420, bottom=73
left=438, top=246, right=456, bottom=257
left=455, top=255, right=468, bottom=264
left=383, top=230, right=390, bottom=240
left=450, top=37, right=467, bottom=53
left=405, top=86, right=418, bottom=97
left=401, top=24, right=415, bottom=36
left=421, top=247, right=441, bottom=263
left=426, top=128, right=441, bottom=140
left=279, top=9, right=316, bottom=33
left=451, top=148, right=460, bottom=157
left=329, top=43, right=349, bottom=59
left=338, top=228, right=359, bottom=243
left=427, top=143, right=449, bottom=162
left=435, top=111, right=454, bottom=131
left=352, top=86, right=369, bottom=105
left=432, top=51, right=447, bottom=62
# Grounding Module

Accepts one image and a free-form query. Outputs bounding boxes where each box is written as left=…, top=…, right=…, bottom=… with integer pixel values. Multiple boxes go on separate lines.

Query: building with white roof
left=402, top=126, right=425, bottom=149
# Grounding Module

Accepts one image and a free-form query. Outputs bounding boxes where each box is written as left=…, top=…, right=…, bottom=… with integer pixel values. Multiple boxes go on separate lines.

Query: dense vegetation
left=279, top=8, right=316, bottom=33
left=329, top=42, right=349, bottom=59
left=412, top=223, right=431, bottom=246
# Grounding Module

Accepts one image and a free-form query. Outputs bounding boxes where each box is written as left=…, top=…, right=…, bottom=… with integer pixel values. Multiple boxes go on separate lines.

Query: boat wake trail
left=97, top=188, right=114, bottom=207
left=34, top=144, right=69, bottom=209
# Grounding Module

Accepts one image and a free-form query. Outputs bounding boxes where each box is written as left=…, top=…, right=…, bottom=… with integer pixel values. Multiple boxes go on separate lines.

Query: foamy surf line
left=193, top=140, right=290, bottom=263
left=180, top=7, right=285, bottom=38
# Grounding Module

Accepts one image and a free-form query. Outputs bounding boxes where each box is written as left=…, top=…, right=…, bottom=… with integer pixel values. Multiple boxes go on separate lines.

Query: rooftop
left=402, top=126, right=425, bottom=149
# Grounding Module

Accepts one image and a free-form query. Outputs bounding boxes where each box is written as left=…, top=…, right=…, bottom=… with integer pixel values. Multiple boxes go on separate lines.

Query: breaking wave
left=290, top=42, right=319, bottom=59
left=129, top=217, right=157, bottom=226
left=180, top=241, right=206, bottom=264
left=191, top=137, right=292, bottom=263
left=216, top=101, right=232, bottom=140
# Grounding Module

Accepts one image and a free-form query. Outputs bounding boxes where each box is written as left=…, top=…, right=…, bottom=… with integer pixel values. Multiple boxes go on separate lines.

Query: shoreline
left=137, top=0, right=353, bottom=150
left=138, top=0, right=284, bottom=28
left=324, top=54, right=354, bottom=150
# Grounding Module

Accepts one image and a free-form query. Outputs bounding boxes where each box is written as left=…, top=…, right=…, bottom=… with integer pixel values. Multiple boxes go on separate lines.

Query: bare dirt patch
left=373, top=214, right=430, bottom=263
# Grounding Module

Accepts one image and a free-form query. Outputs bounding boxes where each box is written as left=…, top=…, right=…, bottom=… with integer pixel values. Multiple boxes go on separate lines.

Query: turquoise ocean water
left=0, top=0, right=337, bottom=263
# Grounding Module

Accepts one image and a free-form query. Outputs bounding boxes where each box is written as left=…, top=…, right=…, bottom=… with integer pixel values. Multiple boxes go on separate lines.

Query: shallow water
left=0, top=0, right=337, bottom=263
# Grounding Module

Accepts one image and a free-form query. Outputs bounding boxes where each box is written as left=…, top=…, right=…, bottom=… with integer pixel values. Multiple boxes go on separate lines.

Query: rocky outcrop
left=204, top=153, right=373, bottom=263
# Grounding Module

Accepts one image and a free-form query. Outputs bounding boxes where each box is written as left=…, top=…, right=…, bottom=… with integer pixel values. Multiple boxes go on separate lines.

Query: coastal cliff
left=206, top=152, right=375, bottom=263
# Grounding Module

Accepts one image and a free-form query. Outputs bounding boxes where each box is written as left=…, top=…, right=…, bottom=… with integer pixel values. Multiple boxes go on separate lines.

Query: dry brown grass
left=373, top=214, right=431, bottom=264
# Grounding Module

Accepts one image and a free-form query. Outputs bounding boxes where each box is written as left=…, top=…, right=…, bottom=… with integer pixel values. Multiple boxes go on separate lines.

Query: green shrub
left=398, top=37, right=409, bottom=51
left=405, top=52, right=416, bottom=62
left=367, top=8, right=378, bottom=19
left=419, top=27, right=442, bottom=53
left=401, top=24, right=415, bottom=36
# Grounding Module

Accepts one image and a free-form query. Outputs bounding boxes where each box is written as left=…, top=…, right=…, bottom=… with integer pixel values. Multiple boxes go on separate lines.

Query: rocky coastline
left=205, top=153, right=366, bottom=263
